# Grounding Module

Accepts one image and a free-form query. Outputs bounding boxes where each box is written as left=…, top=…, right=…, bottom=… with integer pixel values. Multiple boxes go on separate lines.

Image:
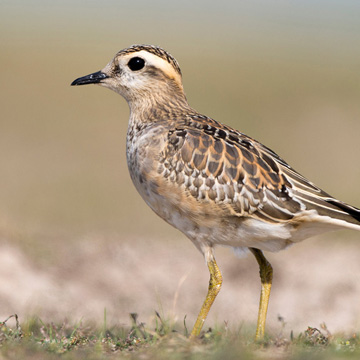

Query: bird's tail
left=282, top=165, right=360, bottom=231
left=325, top=198, right=360, bottom=228
left=294, top=189, right=360, bottom=231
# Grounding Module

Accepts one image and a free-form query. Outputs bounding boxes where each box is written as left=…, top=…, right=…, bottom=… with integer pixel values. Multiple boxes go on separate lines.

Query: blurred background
left=1, top=0, right=360, bottom=335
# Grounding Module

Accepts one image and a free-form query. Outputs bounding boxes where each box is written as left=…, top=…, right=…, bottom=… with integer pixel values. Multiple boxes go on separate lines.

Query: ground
left=1, top=231, right=360, bottom=359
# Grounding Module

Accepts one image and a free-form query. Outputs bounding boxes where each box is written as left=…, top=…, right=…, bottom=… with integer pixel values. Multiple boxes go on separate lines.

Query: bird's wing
left=159, top=115, right=360, bottom=227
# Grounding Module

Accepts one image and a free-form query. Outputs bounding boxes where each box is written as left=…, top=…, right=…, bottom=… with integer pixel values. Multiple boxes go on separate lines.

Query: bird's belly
left=131, top=171, right=296, bottom=252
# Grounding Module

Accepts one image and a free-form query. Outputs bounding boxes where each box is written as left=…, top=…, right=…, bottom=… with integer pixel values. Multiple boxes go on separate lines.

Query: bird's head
left=71, top=45, right=186, bottom=108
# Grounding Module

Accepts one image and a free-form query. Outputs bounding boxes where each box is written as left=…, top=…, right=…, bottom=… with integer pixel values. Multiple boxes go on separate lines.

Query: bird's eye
left=128, top=57, right=145, bottom=71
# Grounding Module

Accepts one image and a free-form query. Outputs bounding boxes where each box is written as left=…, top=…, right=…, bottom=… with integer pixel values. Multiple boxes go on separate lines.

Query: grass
left=1, top=313, right=360, bottom=359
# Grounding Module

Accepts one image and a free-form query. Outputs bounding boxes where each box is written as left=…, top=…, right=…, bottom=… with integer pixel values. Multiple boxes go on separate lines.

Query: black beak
left=71, top=71, right=108, bottom=86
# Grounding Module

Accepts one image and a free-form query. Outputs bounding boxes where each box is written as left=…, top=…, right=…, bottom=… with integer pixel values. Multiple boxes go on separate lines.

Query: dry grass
left=1, top=312, right=360, bottom=359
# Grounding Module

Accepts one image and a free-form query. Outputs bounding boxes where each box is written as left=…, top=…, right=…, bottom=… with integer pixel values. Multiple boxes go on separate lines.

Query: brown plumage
left=71, top=44, right=360, bottom=340
left=158, top=114, right=360, bottom=227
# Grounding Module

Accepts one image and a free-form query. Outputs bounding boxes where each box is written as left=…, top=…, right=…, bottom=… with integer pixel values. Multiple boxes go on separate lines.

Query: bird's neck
left=127, top=89, right=191, bottom=126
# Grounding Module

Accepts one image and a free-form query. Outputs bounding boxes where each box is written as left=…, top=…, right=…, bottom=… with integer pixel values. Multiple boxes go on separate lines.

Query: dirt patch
left=1, top=233, right=360, bottom=336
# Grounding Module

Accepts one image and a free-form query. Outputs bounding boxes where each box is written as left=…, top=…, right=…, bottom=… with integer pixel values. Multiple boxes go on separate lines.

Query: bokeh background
left=1, top=0, right=360, bottom=335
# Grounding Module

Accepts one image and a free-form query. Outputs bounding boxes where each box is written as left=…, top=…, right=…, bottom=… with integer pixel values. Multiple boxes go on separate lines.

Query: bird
left=71, top=44, right=360, bottom=340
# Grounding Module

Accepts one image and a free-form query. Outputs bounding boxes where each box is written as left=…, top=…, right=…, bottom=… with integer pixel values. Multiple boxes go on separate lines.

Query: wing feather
left=159, top=115, right=360, bottom=227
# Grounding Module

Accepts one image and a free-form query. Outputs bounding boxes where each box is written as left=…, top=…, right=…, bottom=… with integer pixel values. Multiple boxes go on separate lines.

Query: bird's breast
left=126, top=123, right=215, bottom=224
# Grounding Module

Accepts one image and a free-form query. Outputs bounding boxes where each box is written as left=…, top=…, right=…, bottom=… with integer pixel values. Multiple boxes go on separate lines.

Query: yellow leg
left=250, top=248, right=273, bottom=341
left=190, top=252, right=222, bottom=339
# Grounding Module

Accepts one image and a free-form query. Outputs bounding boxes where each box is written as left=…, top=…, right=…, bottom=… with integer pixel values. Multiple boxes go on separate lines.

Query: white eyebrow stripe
left=126, top=50, right=182, bottom=85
